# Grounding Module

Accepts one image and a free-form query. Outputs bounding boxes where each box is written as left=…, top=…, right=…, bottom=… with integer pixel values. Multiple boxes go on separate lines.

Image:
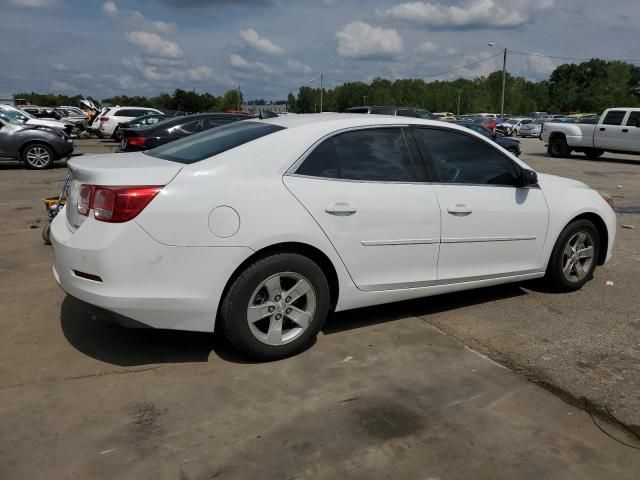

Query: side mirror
left=519, top=169, right=538, bottom=187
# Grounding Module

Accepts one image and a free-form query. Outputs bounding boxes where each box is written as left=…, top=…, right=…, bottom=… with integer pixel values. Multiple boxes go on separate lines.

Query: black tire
left=112, top=127, right=121, bottom=141
left=548, top=137, right=570, bottom=158
left=546, top=219, right=600, bottom=292
left=584, top=148, right=604, bottom=159
left=22, top=143, right=54, bottom=170
left=42, top=223, right=52, bottom=245
left=221, top=253, right=330, bottom=360
left=507, top=147, right=519, bottom=157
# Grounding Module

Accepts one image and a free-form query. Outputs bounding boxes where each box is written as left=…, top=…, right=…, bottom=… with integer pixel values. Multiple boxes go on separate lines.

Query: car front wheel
left=22, top=143, right=54, bottom=170
left=546, top=219, right=600, bottom=291
left=221, top=253, right=330, bottom=360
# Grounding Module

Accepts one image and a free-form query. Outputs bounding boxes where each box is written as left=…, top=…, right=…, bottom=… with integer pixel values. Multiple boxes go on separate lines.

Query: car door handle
left=622, top=128, right=629, bottom=133
left=599, top=127, right=606, bottom=131
left=325, top=202, right=356, bottom=216
left=447, top=204, right=472, bottom=216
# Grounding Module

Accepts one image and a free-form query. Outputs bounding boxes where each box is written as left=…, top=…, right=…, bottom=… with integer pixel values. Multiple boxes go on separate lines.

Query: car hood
left=26, top=118, right=73, bottom=128
left=537, top=172, right=590, bottom=190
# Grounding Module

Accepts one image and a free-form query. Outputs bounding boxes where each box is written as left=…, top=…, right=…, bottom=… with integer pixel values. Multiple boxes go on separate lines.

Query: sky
left=1, top=0, right=639, bottom=101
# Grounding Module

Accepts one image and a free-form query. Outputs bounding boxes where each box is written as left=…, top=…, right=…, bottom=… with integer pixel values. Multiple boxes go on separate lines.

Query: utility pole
left=488, top=42, right=507, bottom=119
left=363, top=95, right=367, bottom=106
left=319, top=73, right=323, bottom=113
left=500, top=47, right=507, bottom=119
left=237, top=85, right=241, bottom=111
left=457, top=90, right=461, bottom=116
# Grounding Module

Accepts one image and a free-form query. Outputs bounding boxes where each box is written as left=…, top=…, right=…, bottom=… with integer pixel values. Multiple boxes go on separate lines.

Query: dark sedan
left=120, top=113, right=248, bottom=152
left=451, top=120, right=521, bottom=156
left=0, top=112, right=74, bottom=169
left=117, top=113, right=174, bottom=130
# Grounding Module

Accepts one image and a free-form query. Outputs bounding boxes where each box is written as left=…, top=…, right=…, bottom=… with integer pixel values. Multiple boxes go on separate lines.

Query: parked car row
left=0, top=111, right=74, bottom=169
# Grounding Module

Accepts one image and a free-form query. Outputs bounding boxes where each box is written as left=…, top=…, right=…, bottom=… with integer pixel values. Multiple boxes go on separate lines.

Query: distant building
left=0, top=93, right=14, bottom=106
left=243, top=103, right=289, bottom=114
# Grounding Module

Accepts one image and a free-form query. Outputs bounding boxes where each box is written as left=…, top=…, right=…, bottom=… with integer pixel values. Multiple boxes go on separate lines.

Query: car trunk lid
left=65, top=152, right=183, bottom=230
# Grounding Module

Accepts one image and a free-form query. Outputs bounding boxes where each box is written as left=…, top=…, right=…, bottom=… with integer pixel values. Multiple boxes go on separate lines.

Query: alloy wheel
left=25, top=146, right=51, bottom=168
left=561, top=231, right=595, bottom=282
left=247, top=272, right=316, bottom=346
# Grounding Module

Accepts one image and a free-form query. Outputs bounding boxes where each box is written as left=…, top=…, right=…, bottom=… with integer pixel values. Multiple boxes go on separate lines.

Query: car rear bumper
left=51, top=211, right=253, bottom=332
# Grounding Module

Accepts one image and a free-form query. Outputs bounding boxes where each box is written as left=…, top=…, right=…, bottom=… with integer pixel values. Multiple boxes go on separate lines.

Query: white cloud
left=10, top=0, right=55, bottom=7
left=102, top=1, right=118, bottom=17
left=186, top=66, right=217, bottom=81
left=287, top=59, right=312, bottom=74
left=384, top=0, right=553, bottom=29
left=129, top=11, right=178, bottom=34
left=336, top=21, right=403, bottom=59
left=51, top=80, right=77, bottom=92
left=73, top=72, right=94, bottom=80
left=229, top=53, right=251, bottom=69
left=416, top=41, right=439, bottom=54
left=125, top=31, right=183, bottom=59
left=239, top=28, right=284, bottom=55
left=526, top=53, right=556, bottom=77
left=51, top=63, right=68, bottom=72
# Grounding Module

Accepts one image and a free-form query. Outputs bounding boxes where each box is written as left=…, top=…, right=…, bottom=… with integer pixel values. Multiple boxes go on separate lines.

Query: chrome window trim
left=361, top=238, right=439, bottom=246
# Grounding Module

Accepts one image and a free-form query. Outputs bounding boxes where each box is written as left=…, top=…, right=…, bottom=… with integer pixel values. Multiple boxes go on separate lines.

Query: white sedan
left=52, top=114, right=616, bottom=360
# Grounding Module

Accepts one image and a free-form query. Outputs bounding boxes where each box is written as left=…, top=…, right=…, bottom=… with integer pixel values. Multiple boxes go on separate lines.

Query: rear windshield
left=146, top=121, right=285, bottom=164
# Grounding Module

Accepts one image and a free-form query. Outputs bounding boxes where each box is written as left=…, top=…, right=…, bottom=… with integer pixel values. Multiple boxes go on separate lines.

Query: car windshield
left=146, top=121, right=285, bottom=164
left=0, top=111, right=23, bottom=125
left=0, top=107, right=29, bottom=123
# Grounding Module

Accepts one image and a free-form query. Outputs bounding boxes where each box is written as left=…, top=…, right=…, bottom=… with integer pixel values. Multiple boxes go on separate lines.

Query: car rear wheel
left=22, top=143, right=54, bottom=170
left=546, top=219, right=600, bottom=292
left=221, top=253, right=330, bottom=360
left=112, top=127, right=121, bottom=141
left=548, top=137, right=570, bottom=158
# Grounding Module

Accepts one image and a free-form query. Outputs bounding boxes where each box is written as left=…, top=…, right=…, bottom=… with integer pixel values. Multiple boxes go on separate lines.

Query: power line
left=422, top=52, right=502, bottom=78
left=509, top=50, right=640, bottom=63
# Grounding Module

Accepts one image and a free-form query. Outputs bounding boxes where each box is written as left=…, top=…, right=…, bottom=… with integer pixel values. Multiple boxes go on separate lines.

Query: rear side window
left=602, top=110, right=626, bottom=126
left=626, top=111, right=640, bottom=127
left=332, top=128, right=415, bottom=182
left=414, top=128, right=520, bottom=186
left=369, top=107, right=394, bottom=115
left=296, top=139, right=339, bottom=179
left=396, top=109, right=420, bottom=118
left=147, top=121, right=284, bottom=164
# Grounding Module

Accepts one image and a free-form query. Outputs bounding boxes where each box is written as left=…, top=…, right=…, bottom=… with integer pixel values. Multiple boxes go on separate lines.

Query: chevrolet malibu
left=52, top=114, right=616, bottom=360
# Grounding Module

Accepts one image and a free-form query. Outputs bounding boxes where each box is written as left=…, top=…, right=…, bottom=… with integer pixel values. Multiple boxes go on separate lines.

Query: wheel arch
left=548, top=131, right=567, bottom=144
left=565, top=212, right=609, bottom=265
left=217, top=242, right=341, bottom=322
left=19, top=140, right=54, bottom=158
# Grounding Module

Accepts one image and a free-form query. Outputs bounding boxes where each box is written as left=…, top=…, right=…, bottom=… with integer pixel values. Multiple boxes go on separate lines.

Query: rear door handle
left=325, top=202, right=356, bottom=216
left=622, top=128, right=629, bottom=133
left=447, top=204, right=472, bottom=216
left=599, top=127, right=606, bottom=131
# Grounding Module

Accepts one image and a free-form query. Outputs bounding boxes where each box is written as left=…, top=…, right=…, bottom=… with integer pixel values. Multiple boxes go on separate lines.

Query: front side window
left=147, top=121, right=285, bottom=164
left=369, top=107, right=394, bottom=115
left=414, top=128, right=520, bottom=186
left=602, top=110, right=626, bottom=126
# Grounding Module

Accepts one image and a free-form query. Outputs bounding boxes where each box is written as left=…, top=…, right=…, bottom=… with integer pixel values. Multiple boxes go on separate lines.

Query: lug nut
left=286, top=308, right=292, bottom=314
left=275, top=314, right=282, bottom=320
left=274, top=295, right=281, bottom=302
left=286, top=297, right=291, bottom=303
left=268, top=306, right=275, bottom=313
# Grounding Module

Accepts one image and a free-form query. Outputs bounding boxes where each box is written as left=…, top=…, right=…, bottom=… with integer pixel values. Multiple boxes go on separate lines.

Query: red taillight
left=77, top=184, right=94, bottom=216
left=128, top=136, right=146, bottom=147
left=76, top=185, right=163, bottom=223
left=100, top=116, right=110, bottom=122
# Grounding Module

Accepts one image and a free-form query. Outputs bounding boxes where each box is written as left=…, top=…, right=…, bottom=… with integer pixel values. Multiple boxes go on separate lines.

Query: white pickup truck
left=541, top=108, right=640, bottom=158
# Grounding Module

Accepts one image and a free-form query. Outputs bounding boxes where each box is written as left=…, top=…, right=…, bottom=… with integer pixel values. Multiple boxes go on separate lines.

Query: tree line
left=15, top=59, right=640, bottom=115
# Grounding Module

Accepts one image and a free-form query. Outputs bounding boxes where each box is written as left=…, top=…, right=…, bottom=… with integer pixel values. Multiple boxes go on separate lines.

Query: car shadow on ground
left=61, top=283, right=528, bottom=366
left=0, top=161, right=69, bottom=170
left=323, top=283, right=527, bottom=334
left=528, top=152, right=640, bottom=166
